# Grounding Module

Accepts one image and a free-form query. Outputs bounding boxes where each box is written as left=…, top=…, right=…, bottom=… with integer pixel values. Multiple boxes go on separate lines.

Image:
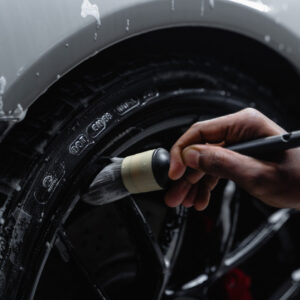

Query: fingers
left=182, top=144, right=276, bottom=194
left=191, top=175, right=219, bottom=211
left=164, top=169, right=205, bottom=208
left=182, top=184, right=199, bottom=208
left=166, top=175, right=219, bottom=210
left=182, top=175, right=219, bottom=211
left=164, top=178, right=192, bottom=208
left=168, top=108, right=285, bottom=180
left=185, top=168, right=205, bottom=184
left=167, top=108, right=286, bottom=210
left=165, top=143, right=276, bottom=209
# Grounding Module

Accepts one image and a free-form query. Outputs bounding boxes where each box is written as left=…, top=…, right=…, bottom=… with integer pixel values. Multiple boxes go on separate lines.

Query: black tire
left=0, top=54, right=296, bottom=300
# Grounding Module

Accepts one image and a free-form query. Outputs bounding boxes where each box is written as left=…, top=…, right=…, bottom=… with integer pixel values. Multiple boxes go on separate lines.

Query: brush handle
left=227, top=131, right=300, bottom=156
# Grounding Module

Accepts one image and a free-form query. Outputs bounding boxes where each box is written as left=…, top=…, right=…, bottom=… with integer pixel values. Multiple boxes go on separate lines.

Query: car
left=1, top=0, right=300, bottom=299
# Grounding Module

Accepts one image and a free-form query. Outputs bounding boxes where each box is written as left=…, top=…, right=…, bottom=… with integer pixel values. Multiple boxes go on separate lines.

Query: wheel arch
left=0, top=0, right=300, bottom=129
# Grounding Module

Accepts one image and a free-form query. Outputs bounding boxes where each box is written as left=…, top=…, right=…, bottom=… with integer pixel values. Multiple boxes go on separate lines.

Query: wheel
left=0, top=54, right=299, bottom=300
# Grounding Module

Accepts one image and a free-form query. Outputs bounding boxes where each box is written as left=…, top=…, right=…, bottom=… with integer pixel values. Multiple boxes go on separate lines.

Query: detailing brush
left=82, top=130, right=300, bottom=206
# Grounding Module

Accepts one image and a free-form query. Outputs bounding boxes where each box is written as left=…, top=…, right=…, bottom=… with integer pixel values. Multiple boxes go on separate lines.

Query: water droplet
left=36, top=72, right=40, bottom=77
left=14, top=104, right=23, bottom=116
left=94, top=32, right=98, bottom=40
left=81, top=0, right=101, bottom=27
left=209, top=0, right=215, bottom=9
left=0, top=76, right=7, bottom=95
left=0, top=219, right=4, bottom=225
left=126, top=19, right=130, bottom=32
left=171, top=0, right=175, bottom=11
left=17, top=66, right=24, bottom=77
left=56, top=74, right=61, bottom=80
left=39, top=213, right=44, bottom=223
left=264, top=35, right=271, bottom=43
left=65, top=43, right=69, bottom=48
left=200, top=0, right=205, bottom=16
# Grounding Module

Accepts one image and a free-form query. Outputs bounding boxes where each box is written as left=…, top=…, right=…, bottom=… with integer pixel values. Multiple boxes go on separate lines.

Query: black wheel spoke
left=56, top=228, right=108, bottom=300
left=118, top=197, right=184, bottom=300
left=269, top=269, right=300, bottom=300
left=217, top=181, right=240, bottom=264
left=165, top=181, right=238, bottom=297
left=161, top=205, right=187, bottom=272
left=173, top=208, right=296, bottom=297
left=221, top=208, right=294, bottom=271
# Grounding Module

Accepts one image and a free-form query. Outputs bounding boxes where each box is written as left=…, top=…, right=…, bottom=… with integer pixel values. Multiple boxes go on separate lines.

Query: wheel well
left=65, top=26, right=300, bottom=128
left=84, top=26, right=299, bottom=88
left=1, top=26, right=299, bottom=138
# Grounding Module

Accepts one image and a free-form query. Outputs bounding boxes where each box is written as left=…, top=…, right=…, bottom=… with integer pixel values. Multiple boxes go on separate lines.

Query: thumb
left=182, top=145, right=273, bottom=188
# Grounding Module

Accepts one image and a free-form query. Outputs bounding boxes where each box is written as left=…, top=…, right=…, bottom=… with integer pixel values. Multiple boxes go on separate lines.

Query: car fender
left=0, top=0, right=299, bottom=122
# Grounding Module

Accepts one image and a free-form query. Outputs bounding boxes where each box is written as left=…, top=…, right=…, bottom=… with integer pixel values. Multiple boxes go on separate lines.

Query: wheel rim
left=32, top=88, right=298, bottom=300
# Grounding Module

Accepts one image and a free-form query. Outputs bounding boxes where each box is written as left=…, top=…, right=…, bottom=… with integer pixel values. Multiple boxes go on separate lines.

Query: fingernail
left=183, top=148, right=200, bottom=168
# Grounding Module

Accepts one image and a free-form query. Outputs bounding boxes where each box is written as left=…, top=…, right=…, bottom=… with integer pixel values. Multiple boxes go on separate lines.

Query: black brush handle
left=227, top=131, right=300, bottom=156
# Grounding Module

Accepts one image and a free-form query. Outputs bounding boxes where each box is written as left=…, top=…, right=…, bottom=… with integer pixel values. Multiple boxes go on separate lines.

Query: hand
left=165, top=108, right=300, bottom=210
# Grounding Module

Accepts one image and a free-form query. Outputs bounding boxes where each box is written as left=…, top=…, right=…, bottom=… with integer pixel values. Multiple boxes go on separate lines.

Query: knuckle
left=240, top=107, right=269, bottom=129
left=241, top=108, right=263, bottom=122
left=240, top=108, right=283, bottom=136
left=242, top=107, right=260, bottom=117
left=191, top=122, right=200, bottom=128
left=190, top=122, right=204, bottom=135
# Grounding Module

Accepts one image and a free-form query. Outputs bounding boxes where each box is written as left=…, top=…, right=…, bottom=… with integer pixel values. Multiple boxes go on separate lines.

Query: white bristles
left=82, top=158, right=130, bottom=206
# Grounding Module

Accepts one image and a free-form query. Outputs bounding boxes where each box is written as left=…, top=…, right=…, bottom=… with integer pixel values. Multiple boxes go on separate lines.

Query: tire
left=0, top=54, right=297, bottom=300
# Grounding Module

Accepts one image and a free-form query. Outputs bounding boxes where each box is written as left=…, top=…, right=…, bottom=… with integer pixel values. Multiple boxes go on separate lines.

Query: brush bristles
left=82, top=158, right=129, bottom=205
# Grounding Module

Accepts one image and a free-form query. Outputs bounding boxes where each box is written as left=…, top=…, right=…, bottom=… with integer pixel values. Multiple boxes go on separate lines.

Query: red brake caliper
left=223, top=268, right=252, bottom=300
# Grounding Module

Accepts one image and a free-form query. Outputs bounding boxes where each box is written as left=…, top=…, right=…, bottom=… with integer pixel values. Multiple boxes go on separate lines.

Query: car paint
left=0, top=0, right=299, bottom=124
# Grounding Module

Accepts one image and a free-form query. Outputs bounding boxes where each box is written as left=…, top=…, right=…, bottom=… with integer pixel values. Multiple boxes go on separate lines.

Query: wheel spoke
left=269, top=269, right=300, bottom=300
left=160, top=205, right=187, bottom=271
left=220, top=182, right=239, bottom=251
left=56, top=228, right=108, bottom=300
left=173, top=208, right=296, bottom=297
left=118, top=197, right=181, bottom=300
left=165, top=181, right=238, bottom=298
left=222, top=208, right=294, bottom=270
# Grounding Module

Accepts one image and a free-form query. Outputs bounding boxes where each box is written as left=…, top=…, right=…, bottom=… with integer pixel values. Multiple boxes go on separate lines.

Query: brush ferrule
left=121, top=149, right=169, bottom=194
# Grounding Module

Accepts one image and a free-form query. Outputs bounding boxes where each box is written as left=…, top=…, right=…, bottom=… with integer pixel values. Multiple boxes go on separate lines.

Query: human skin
left=165, top=108, right=300, bottom=211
